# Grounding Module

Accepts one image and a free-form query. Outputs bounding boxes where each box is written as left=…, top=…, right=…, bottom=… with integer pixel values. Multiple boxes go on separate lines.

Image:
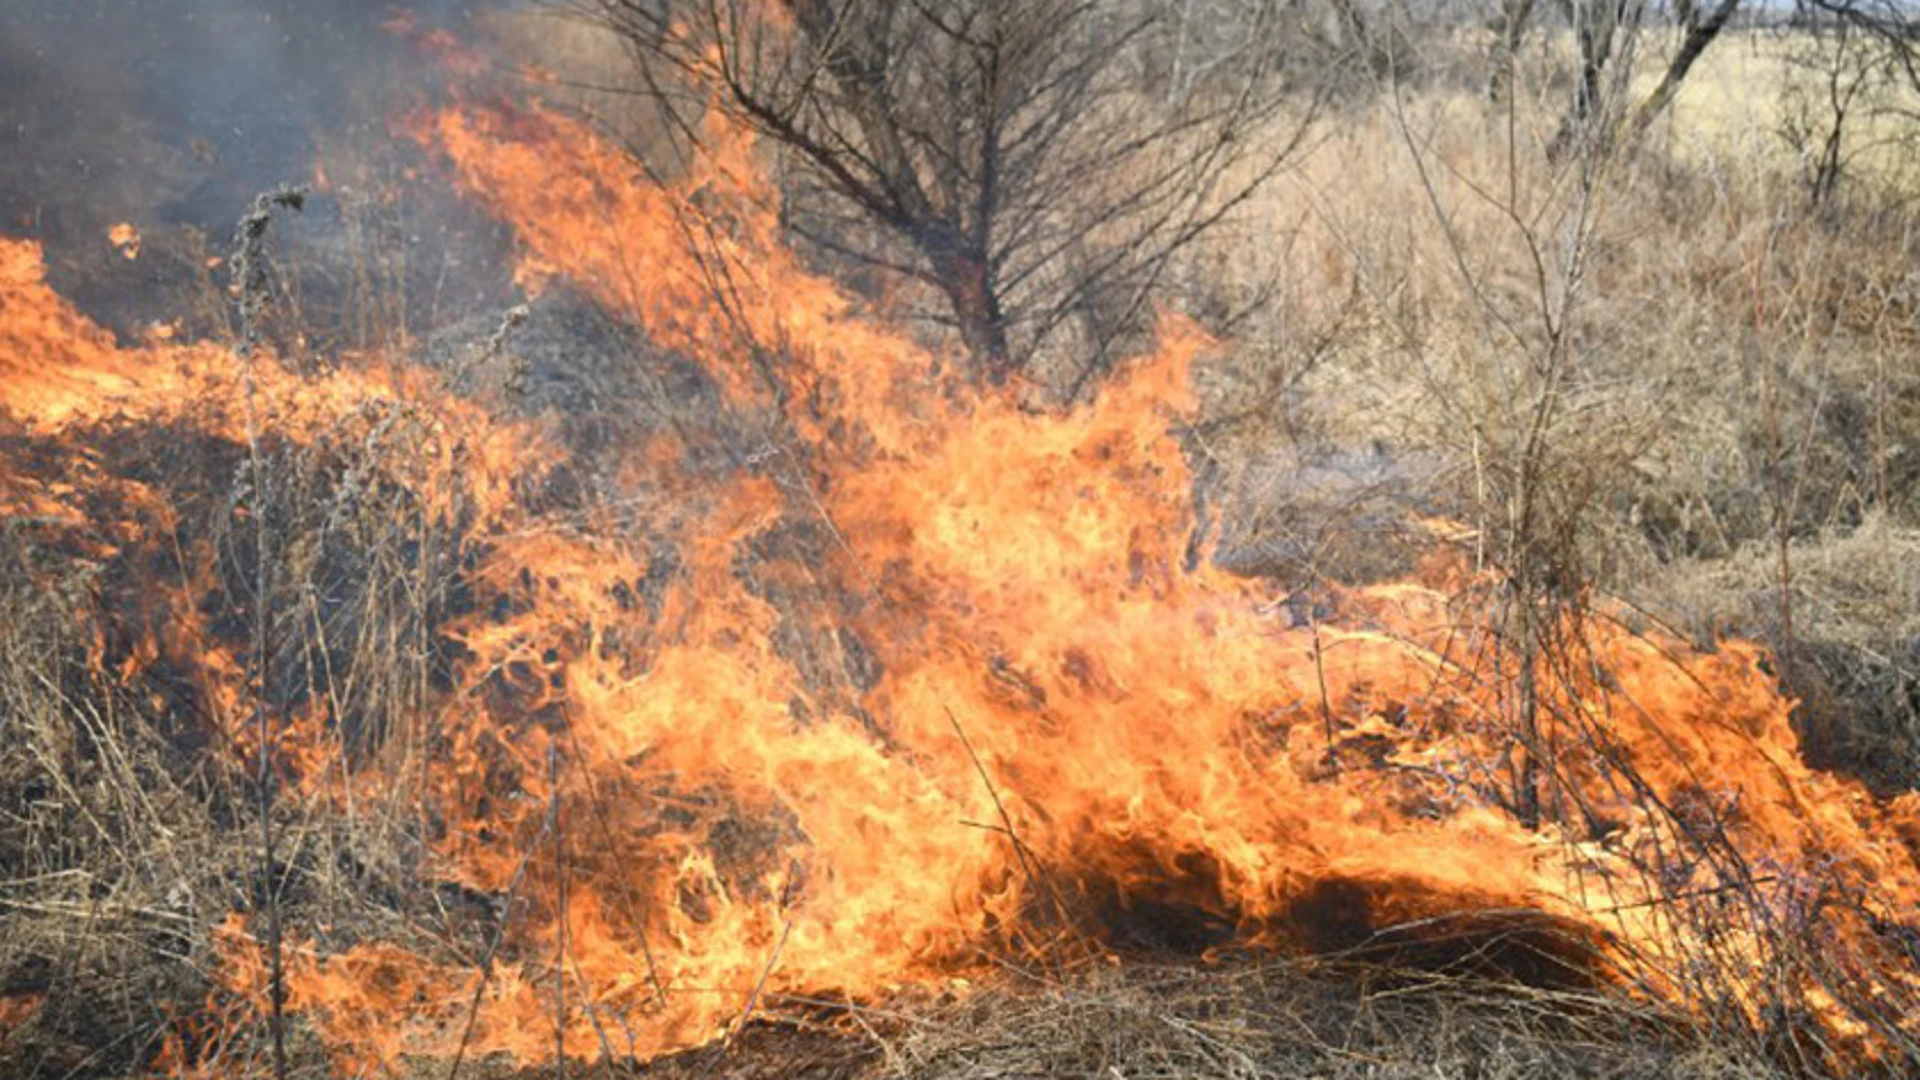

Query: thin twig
left=232, top=183, right=306, bottom=1080
left=944, top=706, right=1075, bottom=957
left=700, top=920, right=793, bottom=1078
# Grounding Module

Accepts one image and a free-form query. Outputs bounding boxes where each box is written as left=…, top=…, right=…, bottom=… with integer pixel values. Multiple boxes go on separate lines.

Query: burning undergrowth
left=1, top=51, right=1919, bottom=1080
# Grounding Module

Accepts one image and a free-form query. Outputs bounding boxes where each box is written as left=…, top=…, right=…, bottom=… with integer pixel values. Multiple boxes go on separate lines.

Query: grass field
left=3, top=9, right=1919, bottom=1079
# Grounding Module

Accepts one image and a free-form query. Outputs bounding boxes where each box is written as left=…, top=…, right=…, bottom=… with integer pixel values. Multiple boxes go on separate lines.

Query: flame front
left=3, top=78, right=1918, bottom=1080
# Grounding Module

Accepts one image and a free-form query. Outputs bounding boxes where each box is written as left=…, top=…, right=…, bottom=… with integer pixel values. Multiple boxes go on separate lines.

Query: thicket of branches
left=581, top=0, right=1321, bottom=388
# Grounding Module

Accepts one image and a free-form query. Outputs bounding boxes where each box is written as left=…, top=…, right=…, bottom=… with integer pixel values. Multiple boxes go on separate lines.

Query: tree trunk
left=1549, top=0, right=1638, bottom=158
left=928, top=246, right=1013, bottom=380
left=1620, top=0, right=1743, bottom=144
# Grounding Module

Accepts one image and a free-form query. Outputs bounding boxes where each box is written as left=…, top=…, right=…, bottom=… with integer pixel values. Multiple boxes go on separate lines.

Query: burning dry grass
left=3, top=18, right=1920, bottom=1080
left=0, top=532, right=227, bottom=1078
left=1658, top=514, right=1920, bottom=790
left=561, top=956, right=1798, bottom=1079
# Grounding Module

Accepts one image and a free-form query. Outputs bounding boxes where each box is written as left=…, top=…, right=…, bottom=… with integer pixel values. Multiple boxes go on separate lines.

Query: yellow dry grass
left=1642, top=28, right=1920, bottom=192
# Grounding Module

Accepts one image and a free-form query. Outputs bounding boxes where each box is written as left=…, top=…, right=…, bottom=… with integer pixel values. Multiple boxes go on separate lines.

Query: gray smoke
left=2, top=1, right=490, bottom=229
left=0, top=0, right=523, bottom=341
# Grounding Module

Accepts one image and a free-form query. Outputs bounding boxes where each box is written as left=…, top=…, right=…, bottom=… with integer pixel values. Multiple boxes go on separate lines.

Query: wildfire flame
left=2, top=52, right=1918, bottom=1080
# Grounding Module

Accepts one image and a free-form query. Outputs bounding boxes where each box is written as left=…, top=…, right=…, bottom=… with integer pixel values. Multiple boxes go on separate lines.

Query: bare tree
left=1779, top=14, right=1882, bottom=204
left=1787, top=0, right=1920, bottom=203
left=1487, top=0, right=1742, bottom=153
left=1800, top=0, right=1920, bottom=87
left=584, top=0, right=1315, bottom=385
left=1485, top=0, right=1540, bottom=100
left=1619, top=0, right=1745, bottom=142
left=1549, top=0, right=1646, bottom=154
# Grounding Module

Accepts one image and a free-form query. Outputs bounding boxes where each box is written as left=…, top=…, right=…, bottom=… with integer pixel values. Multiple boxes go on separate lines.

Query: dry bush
left=0, top=363, right=518, bottom=1077
left=1660, top=516, right=1920, bottom=789
left=580, top=0, right=1316, bottom=386
left=1163, top=50, right=1920, bottom=1062
left=1184, top=34, right=1920, bottom=791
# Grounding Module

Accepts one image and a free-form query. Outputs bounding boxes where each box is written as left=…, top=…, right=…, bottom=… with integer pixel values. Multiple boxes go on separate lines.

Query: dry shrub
left=1184, top=49, right=1920, bottom=791
left=0, top=368, right=508, bottom=1076
left=0, top=525, right=240, bottom=1077
left=1659, top=516, right=1920, bottom=790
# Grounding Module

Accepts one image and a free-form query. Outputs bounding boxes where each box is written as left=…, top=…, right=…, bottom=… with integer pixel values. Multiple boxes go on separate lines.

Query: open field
left=1, top=4, right=1919, bottom=1079
left=1649, top=27, right=1920, bottom=192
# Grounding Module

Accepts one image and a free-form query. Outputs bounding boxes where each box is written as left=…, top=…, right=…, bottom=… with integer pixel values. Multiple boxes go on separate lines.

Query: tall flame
left=403, top=101, right=1920, bottom=1065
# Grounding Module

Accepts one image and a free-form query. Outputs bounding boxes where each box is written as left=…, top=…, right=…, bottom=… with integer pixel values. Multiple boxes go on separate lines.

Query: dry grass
left=0, top=354, right=502, bottom=1077
left=1657, top=514, right=1920, bottom=789
left=825, top=959, right=1779, bottom=1080
left=1186, top=37, right=1920, bottom=789
left=0, top=527, right=239, bottom=1077
left=452, top=958, right=1794, bottom=1080
left=4, top=17, right=1920, bottom=1080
